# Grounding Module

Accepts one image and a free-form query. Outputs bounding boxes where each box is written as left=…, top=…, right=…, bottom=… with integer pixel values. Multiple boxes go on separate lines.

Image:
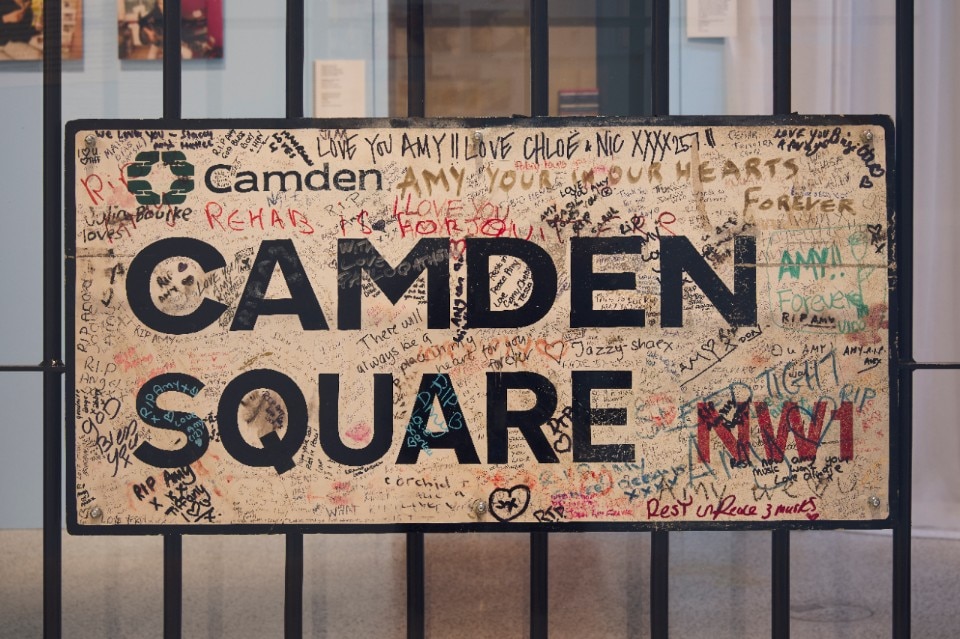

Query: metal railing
left=27, top=0, right=920, bottom=637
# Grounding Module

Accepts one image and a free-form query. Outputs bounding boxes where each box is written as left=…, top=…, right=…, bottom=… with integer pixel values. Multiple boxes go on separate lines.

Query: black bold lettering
left=572, top=370, right=634, bottom=462
left=230, top=239, right=329, bottom=331
left=126, top=237, right=228, bottom=334
left=338, top=238, right=449, bottom=329
left=570, top=237, right=646, bottom=327
left=358, top=168, right=382, bottom=190
left=133, top=372, right=209, bottom=468
left=317, top=374, right=393, bottom=466
left=396, top=374, right=480, bottom=464
left=660, top=235, right=756, bottom=327
left=466, top=238, right=557, bottom=328
left=262, top=170, right=303, bottom=192
left=486, top=372, right=559, bottom=463
left=304, top=164, right=330, bottom=190
left=217, top=369, right=307, bottom=474
left=204, top=164, right=231, bottom=193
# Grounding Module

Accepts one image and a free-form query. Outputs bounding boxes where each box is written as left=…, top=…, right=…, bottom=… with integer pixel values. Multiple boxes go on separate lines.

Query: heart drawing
left=535, top=339, right=568, bottom=363
left=488, top=485, right=532, bottom=522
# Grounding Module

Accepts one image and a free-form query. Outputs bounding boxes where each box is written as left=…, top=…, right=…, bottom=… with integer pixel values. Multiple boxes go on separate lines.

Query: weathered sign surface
left=66, top=116, right=894, bottom=532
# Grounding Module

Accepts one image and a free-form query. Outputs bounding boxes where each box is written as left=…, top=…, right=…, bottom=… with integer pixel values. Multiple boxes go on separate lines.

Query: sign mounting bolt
left=472, top=500, right=487, bottom=517
left=84, top=134, right=96, bottom=146
left=89, top=506, right=103, bottom=519
left=868, top=496, right=881, bottom=508
left=860, top=130, right=874, bottom=145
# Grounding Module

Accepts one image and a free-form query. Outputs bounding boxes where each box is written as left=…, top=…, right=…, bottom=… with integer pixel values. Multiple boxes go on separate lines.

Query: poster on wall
left=313, top=60, right=367, bottom=118
left=66, top=116, right=895, bottom=533
left=117, top=0, right=222, bottom=60
left=0, top=0, right=82, bottom=61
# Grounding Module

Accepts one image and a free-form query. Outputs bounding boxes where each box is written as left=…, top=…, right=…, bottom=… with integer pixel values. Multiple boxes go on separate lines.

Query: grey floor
left=1, top=529, right=958, bottom=638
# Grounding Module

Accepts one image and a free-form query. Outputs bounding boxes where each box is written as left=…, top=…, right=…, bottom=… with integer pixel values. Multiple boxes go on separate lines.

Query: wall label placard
left=66, top=116, right=895, bottom=533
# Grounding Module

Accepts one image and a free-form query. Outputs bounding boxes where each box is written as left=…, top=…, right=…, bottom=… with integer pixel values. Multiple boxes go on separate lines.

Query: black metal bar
left=771, top=0, right=793, bottom=632
left=894, top=2, right=914, bottom=364
left=530, top=531, right=549, bottom=639
left=406, top=0, right=426, bottom=117
left=650, top=0, right=669, bottom=116
left=530, top=0, right=550, bottom=639
left=530, top=0, right=549, bottom=117
left=163, top=0, right=182, bottom=119
left=771, top=4, right=792, bottom=637
left=1, top=364, right=64, bottom=373
left=650, top=2, right=669, bottom=636
left=406, top=532, right=425, bottom=639
left=772, top=0, right=791, bottom=114
left=772, top=531, right=790, bottom=637
left=286, top=0, right=305, bottom=119
left=894, top=370, right=912, bottom=639
left=285, top=533, right=304, bottom=638
left=162, top=4, right=183, bottom=638
left=163, top=534, right=182, bottom=639
left=42, top=0, right=63, bottom=637
left=893, top=1, right=914, bottom=637
left=906, top=362, right=960, bottom=369
left=529, top=2, right=550, bottom=636
left=284, top=4, right=306, bottom=637
left=650, top=531, right=669, bottom=639
left=404, top=3, right=426, bottom=636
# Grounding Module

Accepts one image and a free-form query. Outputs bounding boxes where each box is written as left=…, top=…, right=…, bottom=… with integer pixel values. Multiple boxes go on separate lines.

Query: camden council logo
left=125, top=151, right=195, bottom=205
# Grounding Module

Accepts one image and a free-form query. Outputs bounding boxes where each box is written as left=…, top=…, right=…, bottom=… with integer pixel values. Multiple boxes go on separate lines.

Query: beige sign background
left=67, top=118, right=893, bottom=530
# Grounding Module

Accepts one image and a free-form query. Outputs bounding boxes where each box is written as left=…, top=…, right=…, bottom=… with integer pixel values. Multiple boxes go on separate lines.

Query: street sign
left=66, top=116, right=894, bottom=532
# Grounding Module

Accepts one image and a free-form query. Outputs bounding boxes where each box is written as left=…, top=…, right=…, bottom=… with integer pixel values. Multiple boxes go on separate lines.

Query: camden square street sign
left=66, top=116, right=895, bottom=533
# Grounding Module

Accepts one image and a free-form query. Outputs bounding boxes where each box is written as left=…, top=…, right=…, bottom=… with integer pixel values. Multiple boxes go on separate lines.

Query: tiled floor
left=1, top=529, right=958, bottom=638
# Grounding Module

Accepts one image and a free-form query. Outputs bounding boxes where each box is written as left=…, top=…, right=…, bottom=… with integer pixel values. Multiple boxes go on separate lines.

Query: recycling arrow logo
left=126, top=151, right=195, bottom=205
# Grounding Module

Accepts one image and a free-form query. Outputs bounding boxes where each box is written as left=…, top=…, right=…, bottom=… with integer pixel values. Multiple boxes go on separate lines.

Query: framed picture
left=117, top=0, right=222, bottom=60
left=0, top=0, right=83, bottom=61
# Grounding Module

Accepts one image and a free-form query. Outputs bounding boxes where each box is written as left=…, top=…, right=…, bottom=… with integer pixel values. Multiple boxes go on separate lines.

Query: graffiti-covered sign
left=66, top=116, right=895, bottom=532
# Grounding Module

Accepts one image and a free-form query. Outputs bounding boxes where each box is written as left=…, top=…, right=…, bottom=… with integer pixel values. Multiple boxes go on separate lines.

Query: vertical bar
left=894, top=3, right=914, bottom=365
left=286, top=0, right=305, bottom=119
left=406, top=0, right=425, bottom=117
left=529, top=3, right=549, bottom=637
left=893, top=1, right=914, bottom=637
left=285, top=534, right=304, bottom=638
left=530, top=531, right=549, bottom=639
left=893, top=372, right=912, bottom=639
left=163, top=0, right=182, bottom=119
left=771, top=3, right=792, bottom=637
left=164, top=534, right=183, bottom=639
left=42, top=0, right=63, bottom=637
left=285, top=3, right=306, bottom=637
left=405, top=3, right=426, bottom=637
left=772, top=0, right=791, bottom=115
left=162, top=4, right=183, bottom=639
left=530, top=0, right=549, bottom=117
left=406, top=533, right=425, bottom=639
left=650, top=531, right=669, bottom=639
left=650, top=2, right=670, bottom=637
left=771, top=531, right=790, bottom=637
left=650, top=0, right=669, bottom=117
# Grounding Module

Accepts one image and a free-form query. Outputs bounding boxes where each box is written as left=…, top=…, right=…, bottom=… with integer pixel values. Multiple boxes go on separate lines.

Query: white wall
left=671, top=0, right=727, bottom=116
